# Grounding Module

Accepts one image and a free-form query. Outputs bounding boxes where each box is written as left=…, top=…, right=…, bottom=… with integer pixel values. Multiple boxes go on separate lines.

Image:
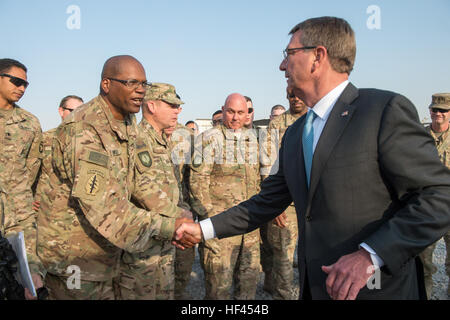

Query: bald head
left=101, top=55, right=144, bottom=79
left=224, top=93, right=247, bottom=107
left=222, top=93, right=248, bottom=130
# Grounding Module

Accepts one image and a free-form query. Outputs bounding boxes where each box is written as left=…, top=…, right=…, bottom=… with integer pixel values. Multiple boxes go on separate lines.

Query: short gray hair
left=290, top=17, right=356, bottom=75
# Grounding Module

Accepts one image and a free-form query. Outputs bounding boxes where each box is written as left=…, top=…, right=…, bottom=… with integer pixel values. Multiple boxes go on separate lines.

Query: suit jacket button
left=306, top=215, right=312, bottom=221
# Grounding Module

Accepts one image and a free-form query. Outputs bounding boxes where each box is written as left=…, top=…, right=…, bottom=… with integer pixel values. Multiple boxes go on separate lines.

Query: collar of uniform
left=286, top=108, right=302, bottom=122
left=5, top=105, right=27, bottom=124
left=96, top=95, right=135, bottom=142
left=427, top=125, right=449, bottom=142
left=139, top=117, right=168, bottom=147
left=219, top=124, right=253, bottom=141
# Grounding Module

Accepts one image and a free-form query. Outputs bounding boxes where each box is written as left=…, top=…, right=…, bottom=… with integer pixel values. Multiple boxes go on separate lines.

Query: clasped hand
left=172, top=218, right=202, bottom=250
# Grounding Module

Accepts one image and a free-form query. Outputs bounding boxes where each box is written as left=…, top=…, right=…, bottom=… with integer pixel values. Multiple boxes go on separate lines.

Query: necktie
left=302, top=110, right=316, bottom=186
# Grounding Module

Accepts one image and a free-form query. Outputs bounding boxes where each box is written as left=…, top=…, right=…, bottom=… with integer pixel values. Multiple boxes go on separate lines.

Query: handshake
left=171, top=210, right=204, bottom=250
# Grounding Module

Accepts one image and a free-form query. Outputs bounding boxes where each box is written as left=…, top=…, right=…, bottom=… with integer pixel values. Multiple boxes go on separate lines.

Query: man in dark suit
left=173, top=17, right=450, bottom=300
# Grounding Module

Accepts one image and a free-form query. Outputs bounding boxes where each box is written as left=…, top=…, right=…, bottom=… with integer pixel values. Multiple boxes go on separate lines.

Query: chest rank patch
left=39, top=141, right=44, bottom=153
left=138, top=151, right=152, bottom=168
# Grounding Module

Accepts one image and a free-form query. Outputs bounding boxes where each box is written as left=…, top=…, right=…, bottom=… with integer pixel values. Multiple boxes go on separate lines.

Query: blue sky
left=1, top=0, right=449, bottom=131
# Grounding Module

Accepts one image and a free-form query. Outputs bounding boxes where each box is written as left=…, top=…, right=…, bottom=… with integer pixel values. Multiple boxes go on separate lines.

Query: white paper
left=6, top=232, right=36, bottom=297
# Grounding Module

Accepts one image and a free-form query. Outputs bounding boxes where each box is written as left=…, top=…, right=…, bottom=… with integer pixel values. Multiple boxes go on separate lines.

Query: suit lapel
left=307, top=83, right=359, bottom=208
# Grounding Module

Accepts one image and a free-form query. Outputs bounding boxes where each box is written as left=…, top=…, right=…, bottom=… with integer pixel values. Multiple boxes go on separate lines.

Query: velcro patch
left=138, top=151, right=152, bottom=168
left=88, top=151, right=109, bottom=167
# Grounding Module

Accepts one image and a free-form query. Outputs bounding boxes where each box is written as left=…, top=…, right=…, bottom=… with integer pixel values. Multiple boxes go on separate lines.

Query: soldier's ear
left=147, top=100, right=157, bottom=114
left=100, top=78, right=110, bottom=94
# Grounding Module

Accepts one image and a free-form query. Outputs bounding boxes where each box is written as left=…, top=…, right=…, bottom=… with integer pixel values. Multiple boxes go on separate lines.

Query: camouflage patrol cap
left=144, top=82, right=184, bottom=105
left=429, top=93, right=450, bottom=110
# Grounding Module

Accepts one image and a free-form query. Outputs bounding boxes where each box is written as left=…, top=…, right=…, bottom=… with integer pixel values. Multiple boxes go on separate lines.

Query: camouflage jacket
left=37, top=95, right=176, bottom=281
left=426, top=125, right=450, bottom=168
left=0, top=105, right=42, bottom=275
left=120, top=119, right=183, bottom=265
left=189, top=124, right=260, bottom=218
left=132, top=118, right=182, bottom=219
left=34, top=128, right=57, bottom=201
left=260, top=109, right=302, bottom=213
left=168, top=123, right=195, bottom=212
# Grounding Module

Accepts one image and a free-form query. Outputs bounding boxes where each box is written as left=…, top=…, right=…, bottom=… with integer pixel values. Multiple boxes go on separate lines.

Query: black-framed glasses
left=108, top=78, right=150, bottom=89
left=283, top=46, right=317, bottom=59
left=0, top=73, right=29, bottom=88
left=431, top=108, right=449, bottom=114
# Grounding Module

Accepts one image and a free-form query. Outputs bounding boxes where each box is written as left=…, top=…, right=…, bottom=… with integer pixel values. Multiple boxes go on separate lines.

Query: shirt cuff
left=360, top=242, right=385, bottom=268
left=199, top=218, right=216, bottom=240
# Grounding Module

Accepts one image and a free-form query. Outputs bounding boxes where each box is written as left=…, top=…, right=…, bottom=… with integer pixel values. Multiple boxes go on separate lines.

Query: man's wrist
left=199, top=219, right=216, bottom=240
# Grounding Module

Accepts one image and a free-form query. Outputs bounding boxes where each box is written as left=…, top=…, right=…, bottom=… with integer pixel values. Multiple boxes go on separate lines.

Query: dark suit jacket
left=211, top=83, right=450, bottom=300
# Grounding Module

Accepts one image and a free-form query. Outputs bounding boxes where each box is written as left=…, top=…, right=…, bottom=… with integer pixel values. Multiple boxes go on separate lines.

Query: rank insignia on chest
left=39, top=141, right=44, bottom=153
left=138, top=151, right=152, bottom=168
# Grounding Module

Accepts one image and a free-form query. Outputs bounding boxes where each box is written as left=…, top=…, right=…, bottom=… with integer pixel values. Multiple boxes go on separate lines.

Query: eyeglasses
left=431, top=108, right=449, bottom=114
left=0, top=73, right=29, bottom=88
left=283, top=46, right=317, bottom=59
left=108, top=78, right=150, bottom=89
left=248, top=107, right=254, bottom=113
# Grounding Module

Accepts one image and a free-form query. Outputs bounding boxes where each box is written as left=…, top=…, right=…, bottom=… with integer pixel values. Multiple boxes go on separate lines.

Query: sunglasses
left=431, top=108, right=449, bottom=114
left=248, top=107, right=254, bottom=113
left=0, top=73, right=29, bottom=88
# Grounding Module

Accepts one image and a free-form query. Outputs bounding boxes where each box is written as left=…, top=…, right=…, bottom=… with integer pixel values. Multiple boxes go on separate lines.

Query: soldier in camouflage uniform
left=36, top=56, right=188, bottom=299
left=166, top=122, right=197, bottom=299
left=419, top=93, right=450, bottom=299
left=190, top=93, right=261, bottom=300
left=259, top=88, right=307, bottom=299
left=116, top=82, right=191, bottom=300
left=33, top=95, right=84, bottom=213
left=0, top=58, right=44, bottom=298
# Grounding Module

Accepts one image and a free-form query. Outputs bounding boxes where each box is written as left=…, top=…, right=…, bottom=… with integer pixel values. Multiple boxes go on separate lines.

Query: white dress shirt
left=200, top=80, right=384, bottom=268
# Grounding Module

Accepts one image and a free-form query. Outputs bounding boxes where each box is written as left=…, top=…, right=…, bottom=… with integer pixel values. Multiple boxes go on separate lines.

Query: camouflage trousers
left=45, top=273, right=115, bottom=300
left=260, top=207, right=298, bottom=300
left=199, top=229, right=260, bottom=300
left=419, top=231, right=450, bottom=299
left=174, top=246, right=195, bottom=300
left=116, top=240, right=175, bottom=300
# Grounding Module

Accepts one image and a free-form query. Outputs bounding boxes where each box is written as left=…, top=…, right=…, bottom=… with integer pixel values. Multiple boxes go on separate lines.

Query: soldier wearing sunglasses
left=0, top=58, right=44, bottom=299
left=419, top=93, right=450, bottom=299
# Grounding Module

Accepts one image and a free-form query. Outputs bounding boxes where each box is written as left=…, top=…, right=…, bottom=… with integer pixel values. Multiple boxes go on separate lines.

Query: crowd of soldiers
left=0, top=55, right=449, bottom=300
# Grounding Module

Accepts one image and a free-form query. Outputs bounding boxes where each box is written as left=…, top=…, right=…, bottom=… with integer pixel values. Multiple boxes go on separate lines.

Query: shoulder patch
left=138, top=151, right=152, bottom=168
